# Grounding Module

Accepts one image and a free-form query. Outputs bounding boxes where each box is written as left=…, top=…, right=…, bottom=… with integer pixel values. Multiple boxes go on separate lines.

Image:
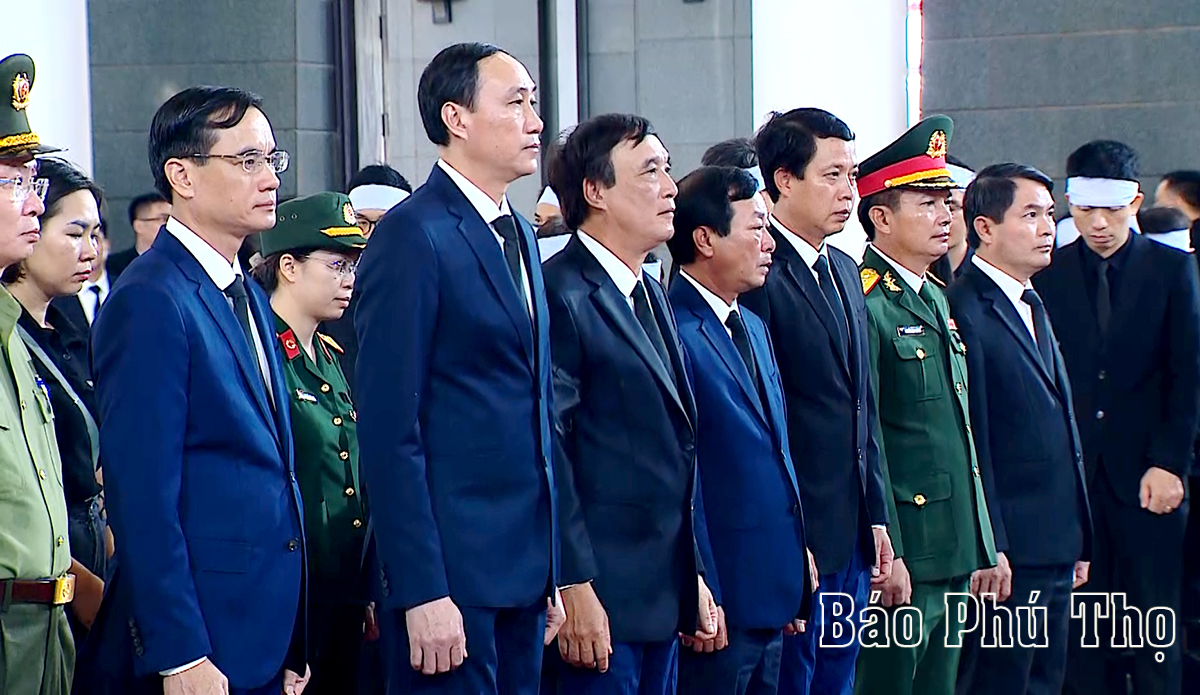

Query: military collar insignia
left=861, top=267, right=880, bottom=294
left=278, top=329, right=301, bottom=360
left=11, top=73, right=30, bottom=110
left=882, top=271, right=903, bottom=294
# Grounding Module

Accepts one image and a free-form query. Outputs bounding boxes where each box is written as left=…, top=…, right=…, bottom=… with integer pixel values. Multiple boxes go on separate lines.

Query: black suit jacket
left=49, top=293, right=90, bottom=340
left=949, top=262, right=1092, bottom=566
left=545, top=234, right=701, bottom=643
left=1034, top=234, right=1200, bottom=505
left=740, top=224, right=888, bottom=573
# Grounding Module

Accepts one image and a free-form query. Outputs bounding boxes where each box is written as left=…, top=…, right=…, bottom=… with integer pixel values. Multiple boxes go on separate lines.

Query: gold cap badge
left=11, top=73, right=30, bottom=110
left=342, top=202, right=357, bottom=225
left=926, top=130, right=947, bottom=159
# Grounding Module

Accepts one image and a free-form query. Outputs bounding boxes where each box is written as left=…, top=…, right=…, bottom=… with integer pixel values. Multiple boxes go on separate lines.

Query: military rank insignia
left=861, top=267, right=880, bottom=294
left=279, top=329, right=301, bottom=360
left=882, top=271, right=902, bottom=293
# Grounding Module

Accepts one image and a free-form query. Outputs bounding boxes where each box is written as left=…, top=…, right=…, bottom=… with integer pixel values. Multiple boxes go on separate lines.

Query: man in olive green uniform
left=252, top=192, right=369, bottom=694
left=0, top=53, right=76, bottom=695
left=851, top=116, right=996, bottom=695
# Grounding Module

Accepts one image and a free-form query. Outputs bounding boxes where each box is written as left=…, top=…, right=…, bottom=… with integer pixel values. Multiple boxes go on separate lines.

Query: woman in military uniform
left=249, top=191, right=369, bottom=694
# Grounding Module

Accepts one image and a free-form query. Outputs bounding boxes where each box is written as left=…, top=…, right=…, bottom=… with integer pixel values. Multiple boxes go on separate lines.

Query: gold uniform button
left=38, top=469, right=46, bottom=480
left=345, top=487, right=355, bottom=497
left=339, top=451, right=349, bottom=461
left=973, top=465, right=981, bottom=476
left=20, top=400, right=26, bottom=410
left=320, top=384, right=331, bottom=393
left=913, top=494, right=927, bottom=507
left=352, top=518, right=363, bottom=528
left=333, top=416, right=343, bottom=426
left=955, top=382, right=964, bottom=394
left=56, top=535, right=65, bottom=546
left=916, top=348, right=926, bottom=360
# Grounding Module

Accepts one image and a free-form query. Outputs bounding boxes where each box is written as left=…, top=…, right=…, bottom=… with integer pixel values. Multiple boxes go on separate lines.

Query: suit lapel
left=646, top=275, right=696, bottom=428
left=195, top=280, right=276, bottom=435
left=1105, top=233, right=1152, bottom=343
left=247, top=283, right=288, bottom=451
left=976, top=271, right=1058, bottom=392
left=433, top=169, right=535, bottom=364
left=771, top=225, right=852, bottom=378
left=746, top=313, right=790, bottom=452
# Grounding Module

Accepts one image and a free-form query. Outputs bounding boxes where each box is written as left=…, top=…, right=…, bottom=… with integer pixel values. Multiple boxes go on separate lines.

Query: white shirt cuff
left=871, top=524, right=887, bottom=530
left=160, top=657, right=208, bottom=676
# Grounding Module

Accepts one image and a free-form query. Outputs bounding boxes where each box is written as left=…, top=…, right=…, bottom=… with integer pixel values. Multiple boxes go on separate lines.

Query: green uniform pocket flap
left=893, top=471, right=952, bottom=507
left=891, top=336, right=931, bottom=361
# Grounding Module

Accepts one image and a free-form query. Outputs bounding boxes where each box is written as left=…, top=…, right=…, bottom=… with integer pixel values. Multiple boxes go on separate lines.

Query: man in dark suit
left=739, top=108, right=893, bottom=695
left=948, top=163, right=1093, bottom=695
left=544, top=113, right=717, bottom=694
left=1036, top=140, right=1200, bottom=695
left=106, top=192, right=170, bottom=281
left=353, top=43, right=559, bottom=695
left=89, top=87, right=307, bottom=694
left=666, top=165, right=814, bottom=695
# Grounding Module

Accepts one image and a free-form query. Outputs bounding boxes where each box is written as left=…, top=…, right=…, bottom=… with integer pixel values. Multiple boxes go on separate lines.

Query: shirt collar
left=80, top=271, right=109, bottom=297
left=770, top=214, right=826, bottom=269
left=1081, top=229, right=1134, bottom=273
left=679, top=270, right=737, bottom=325
left=165, top=217, right=242, bottom=291
left=869, top=244, right=925, bottom=293
left=971, top=255, right=1031, bottom=305
left=576, top=230, right=642, bottom=297
left=437, top=158, right=512, bottom=225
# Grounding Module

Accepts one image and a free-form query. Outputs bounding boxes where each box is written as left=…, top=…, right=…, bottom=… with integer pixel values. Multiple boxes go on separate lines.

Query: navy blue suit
left=671, top=277, right=812, bottom=695
left=948, top=261, right=1092, bottom=695
left=354, top=165, right=556, bottom=694
left=85, top=229, right=304, bottom=692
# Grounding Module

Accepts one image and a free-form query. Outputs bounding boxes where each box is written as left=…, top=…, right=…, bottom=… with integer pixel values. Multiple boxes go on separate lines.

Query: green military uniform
left=0, top=54, right=75, bottom=695
left=259, top=192, right=368, bottom=694
left=852, top=117, right=996, bottom=695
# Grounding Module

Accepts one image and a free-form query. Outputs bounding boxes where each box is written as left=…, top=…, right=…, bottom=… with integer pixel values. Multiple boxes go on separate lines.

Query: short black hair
left=549, top=113, right=658, bottom=230
left=348, top=164, right=412, bottom=193
left=1139, top=206, right=1192, bottom=236
left=857, top=189, right=904, bottom=242
left=127, top=191, right=169, bottom=225
left=542, top=125, right=575, bottom=195
left=537, top=215, right=571, bottom=239
left=947, top=154, right=973, bottom=171
left=701, top=138, right=758, bottom=170
left=1066, top=140, right=1140, bottom=181
left=3, top=158, right=105, bottom=284
left=149, top=86, right=265, bottom=200
left=1161, top=170, right=1200, bottom=211
left=418, top=42, right=505, bottom=147
left=963, top=163, right=1054, bottom=248
left=755, top=108, right=855, bottom=202
left=667, top=166, right=760, bottom=266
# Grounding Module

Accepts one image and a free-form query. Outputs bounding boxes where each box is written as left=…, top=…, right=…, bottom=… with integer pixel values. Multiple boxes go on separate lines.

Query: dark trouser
left=306, top=601, right=366, bottom=695
left=956, top=564, right=1074, bottom=695
left=678, top=627, right=783, bottom=695
left=232, top=675, right=284, bottom=695
left=1064, top=474, right=1188, bottom=695
left=779, top=537, right=869, bottom=695
left=557, top=639, right=679, bottom=695
left=383, top=601, right=545, bottom=694
left=67, top=496, right=108, bottom=649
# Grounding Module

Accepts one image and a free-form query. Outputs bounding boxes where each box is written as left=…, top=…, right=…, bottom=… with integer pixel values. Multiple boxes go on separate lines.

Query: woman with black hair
left=1, top=157, right=107, bottom=647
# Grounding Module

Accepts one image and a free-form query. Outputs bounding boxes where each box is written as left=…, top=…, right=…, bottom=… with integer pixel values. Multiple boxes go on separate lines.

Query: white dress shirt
left=679, top=270, right=737, bottom=338
left=869, top=244, right=926, bottom=294
left=972, top=255, right=1037, bottom=342
left=78, top=272, right=110, bottom=324
left=165, top=217, right=273, bottom=407
left=437, top=159, right=533, bottom=315
left=577, top=230, right=643, bottom=311
left=771, top=214, right=827, bottom=286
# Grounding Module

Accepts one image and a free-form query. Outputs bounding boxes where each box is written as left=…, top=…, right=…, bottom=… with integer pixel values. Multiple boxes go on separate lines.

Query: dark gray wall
left=584, top=0, right=754, bottom=178
left=89, top=0, right=343, bottom=251
left=923, top=0, right=1200, bottom=199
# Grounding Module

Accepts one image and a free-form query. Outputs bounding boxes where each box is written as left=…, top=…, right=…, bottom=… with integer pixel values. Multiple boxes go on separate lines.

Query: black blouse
left=18, top=303, right=100, bottom=508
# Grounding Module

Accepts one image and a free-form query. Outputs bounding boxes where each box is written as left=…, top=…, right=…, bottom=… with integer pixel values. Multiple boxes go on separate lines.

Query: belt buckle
left=53, top=574, right=75, bottom=605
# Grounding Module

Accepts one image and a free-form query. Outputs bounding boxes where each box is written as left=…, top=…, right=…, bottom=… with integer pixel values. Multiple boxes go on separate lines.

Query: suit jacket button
left=1098, top=370, right=1106, bottom=380
left=1096, top=410, right=1105, bottom=420
left=287, top=538, right=300, bottom=551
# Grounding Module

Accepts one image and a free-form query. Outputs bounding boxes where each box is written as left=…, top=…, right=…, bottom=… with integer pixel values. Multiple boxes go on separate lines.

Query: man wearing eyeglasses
left=88, top=86, right=310, bottom=695
left=0, top=53, right=77, bottom=695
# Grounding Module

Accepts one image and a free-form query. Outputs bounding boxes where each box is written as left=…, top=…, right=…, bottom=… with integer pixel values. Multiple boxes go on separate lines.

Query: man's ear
left=163, top=159, right=195, bottom=201
left=868, top=204, right=891, bottom=238
left=692, top=226, right=717, bottom=260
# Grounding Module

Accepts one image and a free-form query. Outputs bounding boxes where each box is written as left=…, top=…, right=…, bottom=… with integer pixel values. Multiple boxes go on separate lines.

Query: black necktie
left=87, top=285, right=102, bottom=324
left=1021, top=289, right=1055, bottom=371
left=814, top=255, right=850, bottom=356
left=222, top=275, right=256, bottom=354
left=631, top=281, right=673, bottom=381
left=492, top=215, right=529, bottom=310
left=725, top=309, right=759, bottom=390
left=1096, top=259, right=1112, bottom=335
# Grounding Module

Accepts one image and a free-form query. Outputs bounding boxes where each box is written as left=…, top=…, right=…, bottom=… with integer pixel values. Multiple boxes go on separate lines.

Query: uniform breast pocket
left=0, top=416, right=27, bottom=500
left=890, top=336, right=946, bottom=402
left=892, top=471, right=954, bottom=561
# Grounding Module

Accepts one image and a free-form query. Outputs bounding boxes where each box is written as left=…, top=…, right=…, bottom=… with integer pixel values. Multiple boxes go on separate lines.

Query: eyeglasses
left=135, top=214, right=171, bottom=226
left=356, top=218, right=377, bottom=236
left=322, top=258, right=358, bottom=279
left=186, top=150, right=290, bottom=174
left=0, top=175, right=49, bottom=202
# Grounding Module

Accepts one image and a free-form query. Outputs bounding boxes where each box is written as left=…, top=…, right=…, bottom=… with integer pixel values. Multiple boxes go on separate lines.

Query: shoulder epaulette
left=861, top=267, right=880, bottom=295
left=317, top=332, right=344, bottom=354
left=926, top=271, right=946, bottom=288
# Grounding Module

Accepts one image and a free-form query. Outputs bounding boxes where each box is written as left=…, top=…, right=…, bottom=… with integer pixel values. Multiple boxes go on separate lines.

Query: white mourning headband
left=1065, top=177, right=1140, bottom=208
left=348, top=184, right=410, bottom=212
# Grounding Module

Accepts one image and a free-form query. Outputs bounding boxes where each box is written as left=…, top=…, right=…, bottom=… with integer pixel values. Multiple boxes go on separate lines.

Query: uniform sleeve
left=866, top=305, right=904, bottom=558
